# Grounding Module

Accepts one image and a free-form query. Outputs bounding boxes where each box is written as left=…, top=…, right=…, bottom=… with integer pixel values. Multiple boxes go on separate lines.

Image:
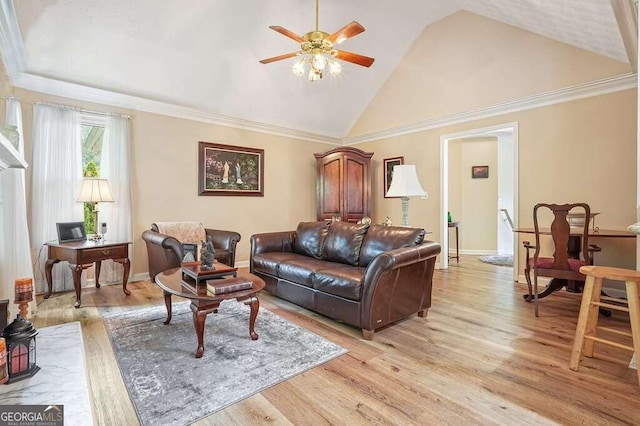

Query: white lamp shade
left=386, top=165, right=428, bottom=198
left=77, top=178, right=114, bottom=203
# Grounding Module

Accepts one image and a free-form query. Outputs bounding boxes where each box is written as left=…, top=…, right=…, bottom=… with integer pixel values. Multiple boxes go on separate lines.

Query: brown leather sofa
left=142, top=223, right=241, bottom=282
left=250, top=221, right=441, bottom=339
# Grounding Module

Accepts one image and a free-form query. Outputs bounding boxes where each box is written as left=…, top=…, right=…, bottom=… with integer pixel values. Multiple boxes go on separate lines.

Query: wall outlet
left=630, top=353, right=637, bottom=370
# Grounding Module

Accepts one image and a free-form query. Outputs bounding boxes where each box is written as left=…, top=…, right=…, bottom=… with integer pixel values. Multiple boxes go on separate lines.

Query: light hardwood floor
left=32, top=257, right=640, bottom=425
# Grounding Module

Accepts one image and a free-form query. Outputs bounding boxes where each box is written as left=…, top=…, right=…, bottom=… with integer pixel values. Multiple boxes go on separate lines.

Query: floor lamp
left=77, top=177, right=114, bottom=239
left=386, top=165, right=428, bottom=226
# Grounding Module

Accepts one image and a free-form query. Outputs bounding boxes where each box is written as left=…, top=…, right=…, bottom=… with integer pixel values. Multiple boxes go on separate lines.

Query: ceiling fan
left=259, top=0, right=375, bottom=82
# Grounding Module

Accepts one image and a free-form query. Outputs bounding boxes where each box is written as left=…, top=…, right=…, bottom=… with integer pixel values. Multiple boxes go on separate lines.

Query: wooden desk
left=45, top=240, right=131, bottom=308
left=448, top=221, right=460, bottom=263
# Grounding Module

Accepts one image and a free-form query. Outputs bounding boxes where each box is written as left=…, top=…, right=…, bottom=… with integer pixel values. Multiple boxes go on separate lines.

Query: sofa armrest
left=360, top=241, right=441, bottom=331
left=250, top=231, right=296, bottom=272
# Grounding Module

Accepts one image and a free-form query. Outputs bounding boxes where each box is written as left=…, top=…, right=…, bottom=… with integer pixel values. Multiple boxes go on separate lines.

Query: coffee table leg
left=245, top=296, right=259, bottom=340
left=193, top=309, right=207, bottom=358
left=163, top=291, right=172, bottom=325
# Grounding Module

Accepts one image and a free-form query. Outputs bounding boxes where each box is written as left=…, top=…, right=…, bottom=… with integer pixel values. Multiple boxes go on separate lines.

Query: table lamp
left=386, top=165, right=428, bottom=226
left=77, top=177, right=114, bottom=239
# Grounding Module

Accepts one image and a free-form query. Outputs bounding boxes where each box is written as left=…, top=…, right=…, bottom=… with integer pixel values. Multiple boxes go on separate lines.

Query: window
left=80, top=121, right=105, bottom=233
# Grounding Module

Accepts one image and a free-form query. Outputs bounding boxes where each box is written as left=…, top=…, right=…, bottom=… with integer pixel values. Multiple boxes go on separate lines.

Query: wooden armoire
left=314, top=147, right=373, bottom=223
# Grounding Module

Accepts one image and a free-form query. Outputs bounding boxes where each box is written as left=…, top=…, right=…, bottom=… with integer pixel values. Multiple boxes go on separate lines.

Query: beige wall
left=11, top=86, right=332, bottom=277
left=449, top=137, right=498, bottom=252
left=354, top=89, right=637, bottom=270
left=349, top=11, right=631, bottom=138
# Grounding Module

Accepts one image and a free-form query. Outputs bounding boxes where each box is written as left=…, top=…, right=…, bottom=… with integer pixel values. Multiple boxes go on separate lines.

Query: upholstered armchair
left=142, top=222, right=241, bottom=282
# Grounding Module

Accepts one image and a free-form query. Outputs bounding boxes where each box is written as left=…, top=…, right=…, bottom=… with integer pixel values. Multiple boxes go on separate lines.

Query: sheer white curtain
left=0, top=98, right=35, bottom=317
left=99, top=114, right=132, bottom=283
left=31, top=103, right=83, bottom=293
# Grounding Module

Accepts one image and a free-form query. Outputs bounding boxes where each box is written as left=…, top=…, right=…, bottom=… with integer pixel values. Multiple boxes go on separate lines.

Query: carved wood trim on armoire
left=314, top=147, right=373, bottom=223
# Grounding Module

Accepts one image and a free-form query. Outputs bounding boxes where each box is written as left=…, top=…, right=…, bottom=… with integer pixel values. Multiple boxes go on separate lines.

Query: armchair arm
left=205, top=228, right=241, bottom=266
left=360, top=241, right=441, bottom=331
left=205, top=228, right=241, bottom=250
left=141, top=230, right=183, bottom=282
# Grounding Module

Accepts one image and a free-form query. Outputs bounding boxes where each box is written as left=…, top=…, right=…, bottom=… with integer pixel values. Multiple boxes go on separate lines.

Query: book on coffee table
left=206, top=277, right=253, bottom=295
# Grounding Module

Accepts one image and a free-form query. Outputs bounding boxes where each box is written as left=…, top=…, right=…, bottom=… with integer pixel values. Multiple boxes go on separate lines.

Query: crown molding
left=343, top=73, right=638, bottom=145
left=10, top=72, right=342, bottom=145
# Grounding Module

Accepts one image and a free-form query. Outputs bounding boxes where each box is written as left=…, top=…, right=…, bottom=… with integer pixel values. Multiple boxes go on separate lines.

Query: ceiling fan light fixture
left=328, top=60, right=342, bottom=76
left=292, top=58, right=306, bottom=76
left=312, top=53, right=327, bottom=71
left=308, top=67, right=322, bottom=82
left=260, top=0, right=374, bottom=82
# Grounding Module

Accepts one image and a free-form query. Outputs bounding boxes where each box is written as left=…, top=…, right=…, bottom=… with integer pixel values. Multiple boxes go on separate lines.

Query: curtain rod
left=2, top=97, right=130, bottom=119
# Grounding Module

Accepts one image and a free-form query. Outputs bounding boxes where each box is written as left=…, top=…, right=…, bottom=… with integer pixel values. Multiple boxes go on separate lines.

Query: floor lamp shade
left=386, top=165, right=428, bottom=226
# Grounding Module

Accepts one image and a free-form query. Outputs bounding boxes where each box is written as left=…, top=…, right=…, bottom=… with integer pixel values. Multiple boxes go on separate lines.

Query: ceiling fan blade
left=269, top=26, right=304, bottom=43
left=335, top=50, right=375, bottom=68
left=259, top=52, right=299, bottom=64
left=327, top=21, right=365, bottom=45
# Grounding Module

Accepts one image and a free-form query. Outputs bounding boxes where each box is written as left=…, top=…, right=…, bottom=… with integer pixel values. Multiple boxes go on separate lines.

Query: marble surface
left=0, top=321, right=93, bottom=425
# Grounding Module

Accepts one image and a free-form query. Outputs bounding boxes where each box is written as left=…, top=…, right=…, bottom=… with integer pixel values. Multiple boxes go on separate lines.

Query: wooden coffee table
left=155, top=267, right=265, bottom=358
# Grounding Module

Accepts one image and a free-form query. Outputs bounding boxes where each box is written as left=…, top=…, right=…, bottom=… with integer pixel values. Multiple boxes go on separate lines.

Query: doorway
left=440, top=122, right=519, bottom=282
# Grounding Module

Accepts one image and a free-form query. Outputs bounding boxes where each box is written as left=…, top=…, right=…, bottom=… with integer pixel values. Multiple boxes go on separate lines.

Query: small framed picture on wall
left=383, top=156, right=404, bottom=197
left=471, top=165, right=489, bottom=179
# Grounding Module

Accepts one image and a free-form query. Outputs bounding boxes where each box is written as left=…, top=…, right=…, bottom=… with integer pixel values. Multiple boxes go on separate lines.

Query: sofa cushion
left=313, top=264, right=366, bottom=301
left=252, top=252, right=302, bottom=276
left=321, top=222, right=369, bottom=266
left=293, top=221, right=330, bottom=259
left=359, top=225, right=426, bottom=267
left=278, top=257, right=330, bottom=287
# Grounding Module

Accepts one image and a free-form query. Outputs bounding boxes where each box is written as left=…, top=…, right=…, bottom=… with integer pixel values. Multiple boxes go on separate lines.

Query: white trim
left=9, top=72, right=342, bottom=145
left=344, top=74, right=637, bottom=144
left=455, top=249, right=499, bottom=256
left=131, top=272, right=150, bottom=283
left=235, top=260, right=250, bottom=269
left=440, top=122, right=519, bottom=272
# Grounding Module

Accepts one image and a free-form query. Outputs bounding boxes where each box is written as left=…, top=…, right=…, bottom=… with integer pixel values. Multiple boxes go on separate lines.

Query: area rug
left=101, top=302, right=347, bottom=426
left=479, top=254, right=514, bottom=267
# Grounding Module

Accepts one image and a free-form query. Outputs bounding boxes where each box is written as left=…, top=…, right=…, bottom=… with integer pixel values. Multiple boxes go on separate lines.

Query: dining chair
left=523, top=203, right=600, bottom=317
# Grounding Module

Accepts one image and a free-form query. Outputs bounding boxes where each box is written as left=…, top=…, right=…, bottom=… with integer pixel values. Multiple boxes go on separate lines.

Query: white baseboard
left=630, top=353, right=637, bottom=370
left=236, top=260, right=250, bottom=269
left=457, top=250, right=499, bottom=256
left=515, top=275, right=627, bottom=299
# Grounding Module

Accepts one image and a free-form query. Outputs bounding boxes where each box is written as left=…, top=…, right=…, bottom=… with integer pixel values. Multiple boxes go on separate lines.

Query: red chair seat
left=529, top=257, right=587, bottom=272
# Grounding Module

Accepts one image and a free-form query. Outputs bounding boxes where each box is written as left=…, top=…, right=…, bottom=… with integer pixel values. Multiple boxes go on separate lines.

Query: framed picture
left=199, top=142, right=264, bottom=196
left=383, top=156, right=404, bottom=198
left=472, top=165, right=489, bottom=179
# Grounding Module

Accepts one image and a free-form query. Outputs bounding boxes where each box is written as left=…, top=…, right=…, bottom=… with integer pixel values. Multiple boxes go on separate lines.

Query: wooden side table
left=448, top=221, right=460, bottom=263
left=45, top=240, right=131, bottom=308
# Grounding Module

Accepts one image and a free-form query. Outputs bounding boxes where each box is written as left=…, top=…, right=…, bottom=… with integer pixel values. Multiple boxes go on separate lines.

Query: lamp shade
left=386, top=165, right=428, bottom=198
left=77, top=178, right=114, bottom=203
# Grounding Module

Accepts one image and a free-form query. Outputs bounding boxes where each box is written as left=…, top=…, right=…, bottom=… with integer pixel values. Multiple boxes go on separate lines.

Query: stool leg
left=625, top=281, right=640, bottom=385
left=583, top=277, right=603, bottom=358
left=570, top=275, right=602, bottom=370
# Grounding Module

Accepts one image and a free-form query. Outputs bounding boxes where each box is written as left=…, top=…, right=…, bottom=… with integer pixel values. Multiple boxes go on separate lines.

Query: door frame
left=439, top=122, right=519, bottom=281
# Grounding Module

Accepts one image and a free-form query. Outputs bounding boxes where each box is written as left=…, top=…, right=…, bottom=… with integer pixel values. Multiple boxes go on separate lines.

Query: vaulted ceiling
left=2, top=0, right=631, bottom=140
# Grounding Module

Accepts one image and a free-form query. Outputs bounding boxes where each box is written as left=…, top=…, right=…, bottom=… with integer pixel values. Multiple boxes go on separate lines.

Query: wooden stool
left=569, top=265, right=640, bottom=386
